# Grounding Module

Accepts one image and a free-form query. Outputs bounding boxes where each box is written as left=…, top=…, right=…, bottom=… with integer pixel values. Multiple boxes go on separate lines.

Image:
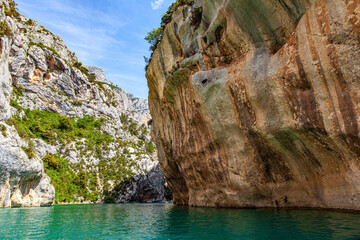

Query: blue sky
left=16, top=0, right=174, bottom=98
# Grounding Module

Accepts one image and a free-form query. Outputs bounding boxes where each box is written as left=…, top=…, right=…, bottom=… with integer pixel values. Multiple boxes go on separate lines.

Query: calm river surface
left=0, top=203, right=359, bottom=239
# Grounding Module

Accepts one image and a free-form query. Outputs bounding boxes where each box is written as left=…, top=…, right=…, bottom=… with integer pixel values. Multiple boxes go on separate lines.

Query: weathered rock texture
left=0, top=0, right=165, bottom=207
left=0, top=0, right=54, bottom=207
left=111, top=165, right=168, bottom=203
left=0, top=125, right=55, bottom=207
left=146, top=0, right=360, bottom=210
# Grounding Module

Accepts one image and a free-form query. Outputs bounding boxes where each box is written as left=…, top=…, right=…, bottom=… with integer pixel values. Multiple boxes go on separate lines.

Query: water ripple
left=0, top=204, right=359, bottom=240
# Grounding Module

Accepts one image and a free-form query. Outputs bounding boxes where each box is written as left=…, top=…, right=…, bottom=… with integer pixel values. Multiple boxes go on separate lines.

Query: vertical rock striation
left=146, top=0, right=360, bottom=210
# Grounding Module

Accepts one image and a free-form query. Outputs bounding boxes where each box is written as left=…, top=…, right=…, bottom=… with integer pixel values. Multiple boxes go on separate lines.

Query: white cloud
left=151, top=0, right=165, bottom=10
left=107, top=73, right=145, bottom=84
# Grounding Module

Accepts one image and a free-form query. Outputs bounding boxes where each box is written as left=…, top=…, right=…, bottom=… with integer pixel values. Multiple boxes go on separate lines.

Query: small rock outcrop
left=0, top=0, right=166, bottom=207
left=146, top=0, right=360, bottom=210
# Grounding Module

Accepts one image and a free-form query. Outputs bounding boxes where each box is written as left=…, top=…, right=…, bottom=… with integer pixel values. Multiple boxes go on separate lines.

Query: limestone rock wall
left=0, top=124, right=54, bottom=207
left=0, top=0, right=164, bottom=207
left=111, top=164, right=168, bottom=203
left=146, top=0, right=360, bottom=210
left=0, top=1, right=12, bottom=121
left=0, top=0, right=54, bottom=207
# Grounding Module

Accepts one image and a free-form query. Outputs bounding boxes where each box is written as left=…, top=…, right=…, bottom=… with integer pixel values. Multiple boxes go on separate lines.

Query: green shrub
left=73, top=62, right=90, bottom=77
left=9, top=99, right=22, bottom=110
left=0, top=21, right=12, bottom=38
left=88, top=73, right=96, bottom=82
left=104, top=195, right=115, bottom=203
left=15, top=84, right=25, bottom=96
left=123, top=148, right=129, bottom=154
left=28, top=42, right=60, bottom=58
left=44, top=155, right=88, bottom=203
left=145, top=141, right=156, bottom=154
left=43, top=155, right=59, bottom=169
left=144, top=0, right=194, bottom=65
left=28, top=41, right=45, bottom=49
left=22, top=145, right=35, bottom=159
left=74, top=170, right=88, bottom=189
left=71, top=100, right=83, bottom=106
left=24, top=19, right=34, bottom=26
left=145, top=27, right=163, bottom=52
left=94, top=118, right=105, bottom=129
left=46, top=46, right=60, bottom=58
left=4, top=0, right=20, bottom=19
left=17, top=127, right=31, bottom=139
left=41, top=130, right=55, bottom=142
left=120, top=114, right=141, bottom=136
left=0, top=124, right=7, bottom=137
left=77, top=115, right=94, bottom=129
left=4, top=106, right=146, bottom=203
left=59, top=117, right=73, bottom=131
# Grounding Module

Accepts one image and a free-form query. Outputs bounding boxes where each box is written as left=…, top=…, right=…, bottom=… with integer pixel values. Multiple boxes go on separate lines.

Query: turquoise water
left=0, top=204, right=359, bottom=239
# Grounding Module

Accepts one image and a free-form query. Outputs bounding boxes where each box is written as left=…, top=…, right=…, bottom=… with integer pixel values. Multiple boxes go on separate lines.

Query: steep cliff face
left=0, top=0, right=55, bottom=207
left=146, top=0, right=360, bottom=210
left=0, top=0, right=167, bottom=207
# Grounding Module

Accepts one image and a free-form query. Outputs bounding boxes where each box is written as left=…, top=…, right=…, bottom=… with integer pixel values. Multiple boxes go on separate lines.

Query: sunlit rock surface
left=146, top=0, right=360, bottom=210
left=0, top=0, right=164, bottom=207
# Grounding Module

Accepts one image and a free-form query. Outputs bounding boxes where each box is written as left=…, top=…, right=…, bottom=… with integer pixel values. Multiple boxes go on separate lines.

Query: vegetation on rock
left=0, top=0, right=162, bottom=206
left=4, top=0, right=20, bottom=19
left=43, top=155, right=59, bottom=169
left=7, top=98, right=155, bottom=203
left=28, top=41, right=61, bottom=58
left=0, top=21, right=12, bottom=38
left=22, top=141, right=35, bottom=159
left=144, top=0, right=194, bottom=68
left=73, top=61, right=90, bottom=77
left=0, top=124, right=7, bottom=137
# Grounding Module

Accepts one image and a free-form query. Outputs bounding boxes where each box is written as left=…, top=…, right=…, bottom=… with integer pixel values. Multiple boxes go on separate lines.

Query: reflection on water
left=0, top=204, right=359, bottom=239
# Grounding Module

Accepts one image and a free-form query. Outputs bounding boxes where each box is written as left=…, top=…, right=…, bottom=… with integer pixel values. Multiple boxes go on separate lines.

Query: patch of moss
left=163, top=68, right=190, bottom=104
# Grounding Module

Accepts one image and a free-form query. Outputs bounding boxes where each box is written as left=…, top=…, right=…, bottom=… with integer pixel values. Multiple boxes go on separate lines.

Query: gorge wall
left=146, top=0, right=360, bottom=210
